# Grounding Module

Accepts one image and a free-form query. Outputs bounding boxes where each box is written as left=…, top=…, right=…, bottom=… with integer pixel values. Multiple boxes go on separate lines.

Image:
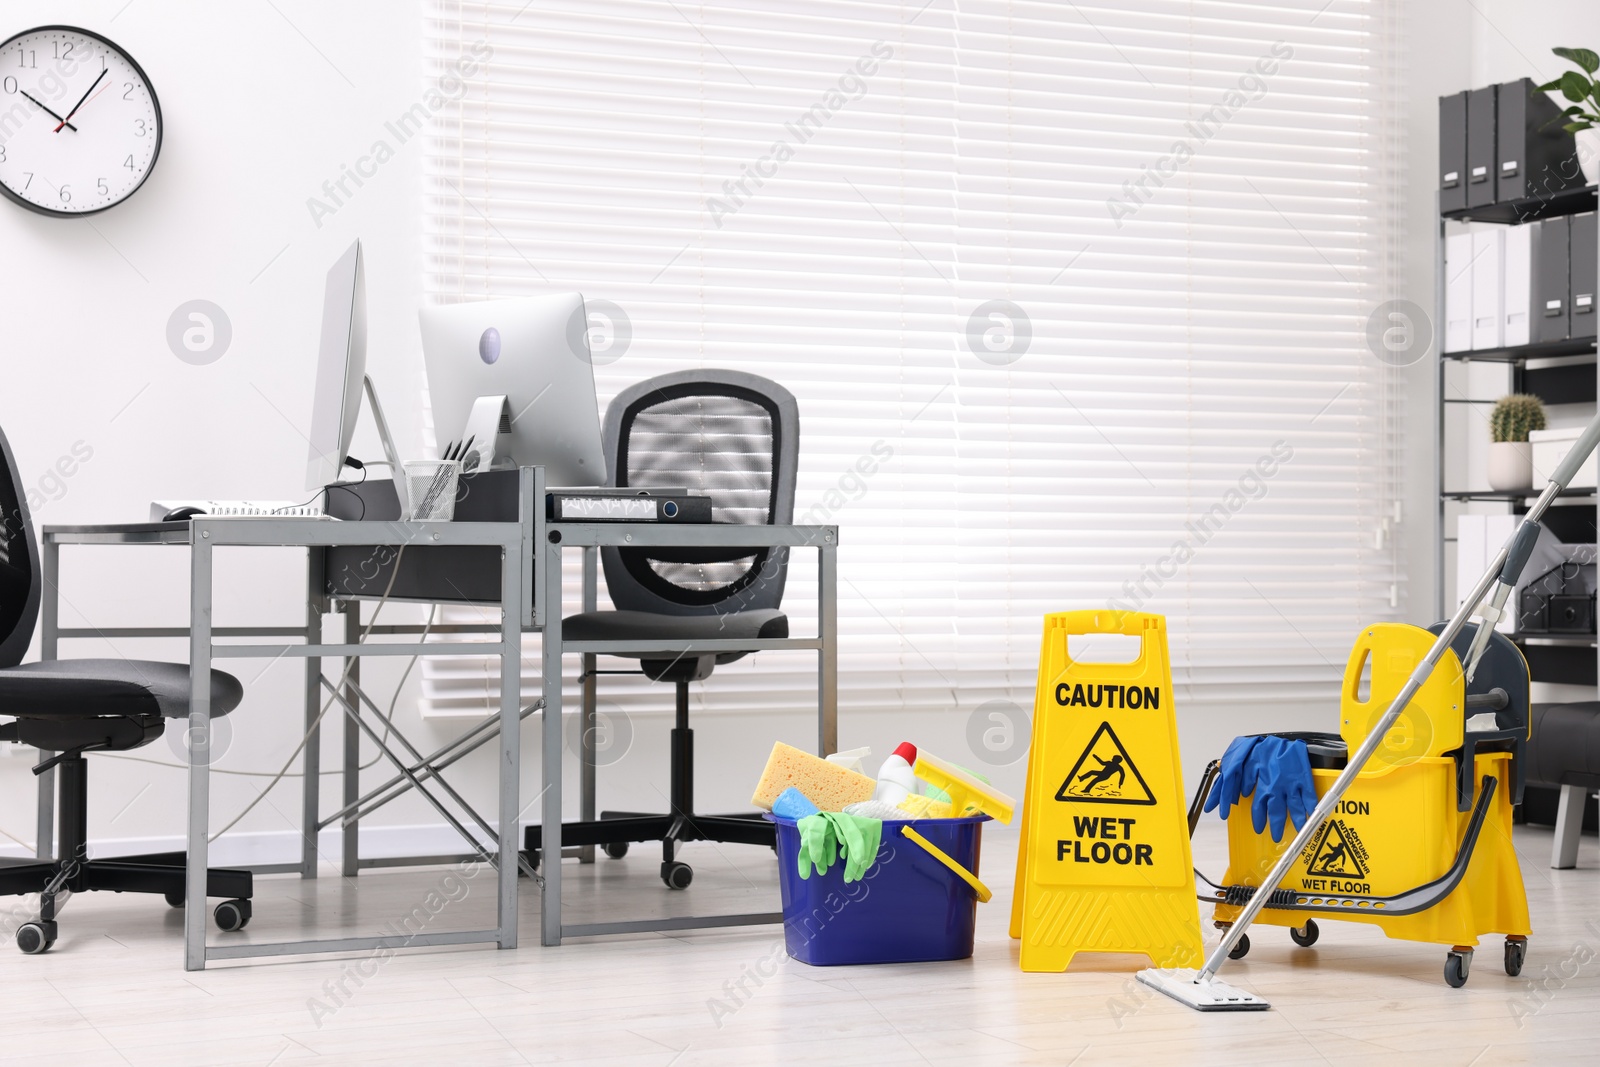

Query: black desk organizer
left=319, top=470, right=522, bottom=603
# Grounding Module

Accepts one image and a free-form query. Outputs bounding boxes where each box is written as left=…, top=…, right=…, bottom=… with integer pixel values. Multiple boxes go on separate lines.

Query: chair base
left=0, top=755, right=254, bottom=953
left=522, top=811, right=775, bottom=889
left=0, top=852, right=252, bottom=900
left=523, top=681, right=777, bottom=888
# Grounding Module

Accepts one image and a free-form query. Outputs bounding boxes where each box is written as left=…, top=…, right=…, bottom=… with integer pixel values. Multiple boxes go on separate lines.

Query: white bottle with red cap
left=873, top=742, right=919, bottom=806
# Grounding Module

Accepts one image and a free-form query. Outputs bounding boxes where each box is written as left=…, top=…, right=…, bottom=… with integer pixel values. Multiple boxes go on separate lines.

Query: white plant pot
left=1577, top=128, right=1600, bottom=187
left=1487, top=441, right=1533, bottom=492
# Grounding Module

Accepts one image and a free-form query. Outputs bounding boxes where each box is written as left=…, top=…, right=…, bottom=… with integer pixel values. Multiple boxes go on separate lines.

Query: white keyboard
left=150, top=500, right=327, bottom=522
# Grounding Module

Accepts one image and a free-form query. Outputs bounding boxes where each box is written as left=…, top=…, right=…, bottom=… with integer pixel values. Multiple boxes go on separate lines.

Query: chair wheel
left=1227, top=933, right=1250, bottom=960
left=1289, top=920, right=1319, bottom=948
left=214, top=899, right=252, bottom=932
left=1504, top=938, right=1527, bottom=977
left=661, top=861, right=693, bottom=889
left=603, top=841, right=629, bottom=860
left=16, top=922, right=55, bottom=955
left=1444, top=948, right=1472, bottom=988
left=164, top=890, right=185, bottom=908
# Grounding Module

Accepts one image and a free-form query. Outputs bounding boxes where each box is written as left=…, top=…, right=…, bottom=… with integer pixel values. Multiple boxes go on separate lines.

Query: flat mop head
left=1136, top=968, right=1270, bottom=1012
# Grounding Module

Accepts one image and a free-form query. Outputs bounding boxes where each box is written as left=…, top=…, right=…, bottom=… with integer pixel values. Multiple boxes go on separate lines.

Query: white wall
left=0, top=0, right=449, bottom=861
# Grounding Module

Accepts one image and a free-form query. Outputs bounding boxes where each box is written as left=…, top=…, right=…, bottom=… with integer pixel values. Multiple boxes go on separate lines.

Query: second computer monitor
left=419, top=293, right=606, bottom=487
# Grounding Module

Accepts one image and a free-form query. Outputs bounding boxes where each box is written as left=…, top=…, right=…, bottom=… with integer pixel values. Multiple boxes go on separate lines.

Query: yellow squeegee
left=912, top=751, right=1016, bottom=824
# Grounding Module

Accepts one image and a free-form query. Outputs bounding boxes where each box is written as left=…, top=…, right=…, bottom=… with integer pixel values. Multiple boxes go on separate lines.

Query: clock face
left=0, top=26, right=161, bottom=217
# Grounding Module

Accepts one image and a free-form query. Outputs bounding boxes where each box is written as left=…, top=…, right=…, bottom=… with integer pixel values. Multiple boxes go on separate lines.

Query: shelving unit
left=1434, top=185, right=1600, bottom=689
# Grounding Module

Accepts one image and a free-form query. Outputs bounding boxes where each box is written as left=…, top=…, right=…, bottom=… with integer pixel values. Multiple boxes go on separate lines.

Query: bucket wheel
left=1504, top=936, right=1527, bottom=977
left=1214, top=922, right=1250, bottom=960
left=1289, top=920, right=1319, bottom=947
left=1444, top=947, right=1473, bottom=988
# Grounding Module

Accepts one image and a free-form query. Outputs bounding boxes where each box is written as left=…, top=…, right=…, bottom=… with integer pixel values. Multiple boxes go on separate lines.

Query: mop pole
left=1196, top=411, right=1600, bottom=984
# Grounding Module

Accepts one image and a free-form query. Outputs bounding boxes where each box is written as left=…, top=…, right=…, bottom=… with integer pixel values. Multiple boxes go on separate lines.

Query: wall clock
left=0, top=25, right=161, bottom=217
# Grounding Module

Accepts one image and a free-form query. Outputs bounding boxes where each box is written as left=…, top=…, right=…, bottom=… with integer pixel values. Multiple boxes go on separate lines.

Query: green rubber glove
left=796, top=813, right=839, bottom=879
left=832, top=813, right=883, bottom=883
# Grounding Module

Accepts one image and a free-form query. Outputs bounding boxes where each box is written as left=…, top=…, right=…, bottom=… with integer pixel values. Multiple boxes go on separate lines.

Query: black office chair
left=524, top=369, right=798, bottom=889
left=0, top=422, right=252, bottom=954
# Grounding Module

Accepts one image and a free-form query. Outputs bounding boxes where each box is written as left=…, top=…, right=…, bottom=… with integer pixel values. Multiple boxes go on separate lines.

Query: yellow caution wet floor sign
left=1010, top=611, right=1204, bottom=971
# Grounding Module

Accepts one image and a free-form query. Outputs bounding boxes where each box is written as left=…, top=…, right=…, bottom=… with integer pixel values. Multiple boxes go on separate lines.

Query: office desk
left=538, top=520, right=837, bottom=945
left=39, top=510, right=533, bottom=971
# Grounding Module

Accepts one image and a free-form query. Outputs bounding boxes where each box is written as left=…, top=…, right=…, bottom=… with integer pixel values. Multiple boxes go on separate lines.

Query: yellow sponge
left=751, top=742, right=875, bottom=811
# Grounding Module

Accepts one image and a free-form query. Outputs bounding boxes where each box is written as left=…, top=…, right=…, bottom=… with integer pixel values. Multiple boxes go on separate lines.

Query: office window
left=421, top=1, right=1405, bottom=723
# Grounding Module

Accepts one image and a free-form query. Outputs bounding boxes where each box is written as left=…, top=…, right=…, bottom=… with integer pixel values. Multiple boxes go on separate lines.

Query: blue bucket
left=768, top=813, right=989, bottom=965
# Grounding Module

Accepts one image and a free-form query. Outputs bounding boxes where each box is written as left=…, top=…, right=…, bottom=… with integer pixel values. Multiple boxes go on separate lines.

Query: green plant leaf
left=1561, top=70, right=1594, bottom=103
left=1537, top=77, right=1564, bottom=92
left=1565, top=121, right=1595, bottom=132
left=1554, top=46, right=1600, bottom=74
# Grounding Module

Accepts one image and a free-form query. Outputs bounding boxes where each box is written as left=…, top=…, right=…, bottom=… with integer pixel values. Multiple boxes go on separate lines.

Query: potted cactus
left=1487, top=394, right=1547, bottom=491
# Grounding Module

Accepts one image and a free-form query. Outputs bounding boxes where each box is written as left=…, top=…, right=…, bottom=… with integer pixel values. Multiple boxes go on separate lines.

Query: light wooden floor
left=0, top=820, right=1594, bottom=1066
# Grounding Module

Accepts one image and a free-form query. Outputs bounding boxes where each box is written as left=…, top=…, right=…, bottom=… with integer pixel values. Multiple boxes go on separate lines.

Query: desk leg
left=186, top=534, right=214, bottom=972
left=541, top=540, right=564, bottom=946
left=35, top=538, right=59, bottom=861
left=301, top=549, right=324, bottom=879
left=580, top=546, right=597, bottom=862
left=818, top=541, right=838, bottom=756
left=342, top=604, right=361, bottom=877
left=498, top=546, right=522, bottom=949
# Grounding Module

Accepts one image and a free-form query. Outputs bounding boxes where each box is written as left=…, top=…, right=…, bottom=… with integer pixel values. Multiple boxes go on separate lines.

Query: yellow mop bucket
left=1202, top=622, right=1531, bottom=988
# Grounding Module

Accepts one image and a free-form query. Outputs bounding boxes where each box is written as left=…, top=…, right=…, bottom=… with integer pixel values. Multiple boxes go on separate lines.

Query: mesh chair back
left=0, top=423, right=41, bottom=668
left=601, top=370, right=798, bottom=617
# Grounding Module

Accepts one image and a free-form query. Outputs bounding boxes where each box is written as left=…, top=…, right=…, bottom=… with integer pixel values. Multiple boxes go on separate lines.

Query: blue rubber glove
left=1203, top=735, right=1262, bottom=821
left=1247, top=737, right=1318, bottom=843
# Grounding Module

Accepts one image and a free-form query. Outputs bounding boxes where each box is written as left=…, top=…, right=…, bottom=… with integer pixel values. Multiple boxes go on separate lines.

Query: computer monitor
left=418, top=294, right=607, bottom=487
left=304, top=240, right=367, bottom=492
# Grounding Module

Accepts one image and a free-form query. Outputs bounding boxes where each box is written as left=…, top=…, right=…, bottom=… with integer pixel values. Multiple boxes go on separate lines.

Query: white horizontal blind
left=421, top=0, right=1402, bottom=721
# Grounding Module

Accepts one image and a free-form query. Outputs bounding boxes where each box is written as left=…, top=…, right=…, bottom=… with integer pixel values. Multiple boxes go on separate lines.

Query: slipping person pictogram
left=1076, top=754, right=1126, bottom=794
left=1055, top=721, right=1156, bottom=805
left=1304, top=820, right=1369, bottom=879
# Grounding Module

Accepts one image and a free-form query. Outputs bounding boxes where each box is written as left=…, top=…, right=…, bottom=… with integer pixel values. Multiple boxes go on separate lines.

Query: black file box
left=1440, top=91, right=1468, bottom=213
left=1466, top=85, right=1498, bottom=209
left=1496, top=77, right=1584, bottom=204
left=1537, top=215, right=1572, bottom=343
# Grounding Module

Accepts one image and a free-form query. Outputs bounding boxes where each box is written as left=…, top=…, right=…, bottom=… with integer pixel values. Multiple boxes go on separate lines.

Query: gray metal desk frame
left=36, top=467, right=541, bottom=971
left=33, top=486, right=837, bottom=960
left=539, top=521, right=837, bottom=945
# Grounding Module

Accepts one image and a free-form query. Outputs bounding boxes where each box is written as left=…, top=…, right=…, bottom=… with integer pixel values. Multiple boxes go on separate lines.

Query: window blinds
left=420, top=0, right=1404, bottom=721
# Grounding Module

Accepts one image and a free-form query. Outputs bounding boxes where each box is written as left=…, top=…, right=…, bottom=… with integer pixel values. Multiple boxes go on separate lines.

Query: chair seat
left=0, top=659, right=244, bottom=720
left=1529, top=702, right=1600, bottom=790
left=562, top=608, right=788, bottom=645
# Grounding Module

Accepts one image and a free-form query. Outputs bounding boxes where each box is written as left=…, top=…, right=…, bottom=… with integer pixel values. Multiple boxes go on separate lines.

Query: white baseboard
left=0, top=823, right=492, bottom=867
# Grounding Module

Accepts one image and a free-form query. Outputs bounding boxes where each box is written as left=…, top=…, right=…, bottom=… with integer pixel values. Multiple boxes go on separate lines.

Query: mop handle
left=1197, top=407, right=1600, bottom=983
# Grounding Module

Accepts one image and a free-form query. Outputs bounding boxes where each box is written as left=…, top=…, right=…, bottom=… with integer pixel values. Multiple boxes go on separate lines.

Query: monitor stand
left=460, top=394, right=514, bottom=472
left=363, top=374, right=410, bottom=517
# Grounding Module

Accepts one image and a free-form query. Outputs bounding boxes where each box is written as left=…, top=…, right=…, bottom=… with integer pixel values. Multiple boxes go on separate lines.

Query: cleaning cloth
left=772, top=787, right=820, bottom=820
left=796, top=812, right=883, bottom=883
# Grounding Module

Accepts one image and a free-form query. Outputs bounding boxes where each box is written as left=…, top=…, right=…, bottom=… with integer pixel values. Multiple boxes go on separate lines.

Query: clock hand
left=53, top=68, right=107, bottom=133
left=19, top=91, right=77, bottom=132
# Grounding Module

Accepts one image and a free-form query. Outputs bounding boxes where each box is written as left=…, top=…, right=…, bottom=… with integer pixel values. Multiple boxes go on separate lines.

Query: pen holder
left=403, top=459, right=462, bottom=522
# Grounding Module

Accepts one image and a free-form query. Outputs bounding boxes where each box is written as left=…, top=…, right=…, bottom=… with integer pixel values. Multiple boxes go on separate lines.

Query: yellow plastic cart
left=1194, top=622, right=1532, bottom=987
